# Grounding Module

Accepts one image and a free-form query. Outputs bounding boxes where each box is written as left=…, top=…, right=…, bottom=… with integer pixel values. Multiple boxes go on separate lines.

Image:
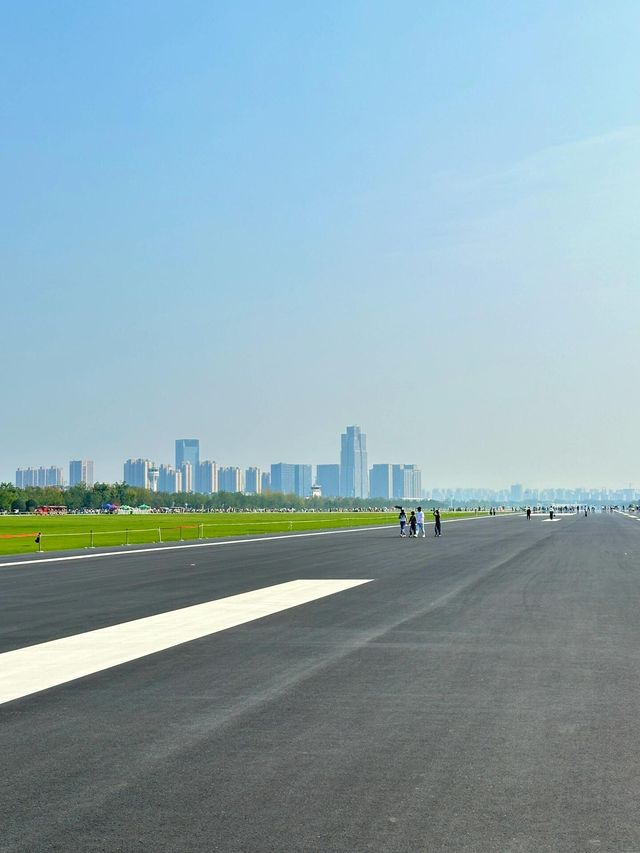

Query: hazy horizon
left=3, top=2, right=639, bottom=489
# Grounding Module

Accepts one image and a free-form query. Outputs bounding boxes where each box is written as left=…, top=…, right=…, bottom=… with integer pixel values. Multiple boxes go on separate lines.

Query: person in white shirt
left=416, top=506, right=425, bottom=538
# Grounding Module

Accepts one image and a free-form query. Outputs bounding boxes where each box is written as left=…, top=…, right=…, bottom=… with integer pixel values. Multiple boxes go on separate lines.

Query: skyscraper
left=271, top=463, right=296, bottom=495
left=316, top=464, right=340, bottom=498
left=175, top=439, right=199, bottom=473
left=294, top=465, right=312, bottom=498
left=340, top=426, right=368, bottom=498
left=270, top=463, right=312, bottom=497
left=69, top=460, right=94, bottom=487
left=370, top=464, right=394, bottom=500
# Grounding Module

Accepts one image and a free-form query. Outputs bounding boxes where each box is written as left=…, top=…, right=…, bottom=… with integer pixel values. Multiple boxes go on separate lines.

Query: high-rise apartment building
left=16, top=468, right=36, bottom=488
left=197, top=461, right=218, bottom=494
left=340, top=426, right=368, bottom=498
left=123, top=458, right=151, bottom=489
left=316, top=464, right=340, bottom=498
left=370, top=464, right=394, bottom=499
left=158, top=464, right=182, bottom=493
left=175, top=439, right=199, bottom=474
left=218, top=466, right=242, bottom=493
left=244, top=467, right=262, bottom=494
left=261, top=472, right=271, bottom=493
left=46, top=466, right=64, bottom=487
left=15, top=466, right=64, bottom=488
left=392, top=464, right=422, bottom=500
left=180, top=462, right=193, bottom=493
left=69, top=460, right=94, bottom=487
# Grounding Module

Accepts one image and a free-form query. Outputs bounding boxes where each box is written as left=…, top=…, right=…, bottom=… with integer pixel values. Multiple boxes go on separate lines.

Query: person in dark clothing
left=526, top=508, right=531, bottom=520
left=409, top=510, right=417, bottom=537
left=433, top=508, right=442, bottom=537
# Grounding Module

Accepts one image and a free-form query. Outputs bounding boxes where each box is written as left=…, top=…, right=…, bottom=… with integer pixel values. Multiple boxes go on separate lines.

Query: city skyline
left=3, top=3, right=640, bottom=493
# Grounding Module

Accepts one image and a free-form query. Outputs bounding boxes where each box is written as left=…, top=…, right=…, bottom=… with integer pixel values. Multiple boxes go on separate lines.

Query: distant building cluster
left=120, top=426, right=424, bottom=499
left=15, top=460, right=94, bottom=489
left=425, top=483, right=639, bottom=505
left=12, top=441, right=639, bottom=504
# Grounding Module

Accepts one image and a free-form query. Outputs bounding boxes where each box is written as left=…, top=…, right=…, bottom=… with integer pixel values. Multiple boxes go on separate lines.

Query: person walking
left=433, top=508, right=442, bottom=537
left=526, top=507, right=531, bottom=520
left=416, top=506, right=425, bottom=538
left=409, top=510, right=417, bottom=537
left=399, top=508, right=407, bottom=537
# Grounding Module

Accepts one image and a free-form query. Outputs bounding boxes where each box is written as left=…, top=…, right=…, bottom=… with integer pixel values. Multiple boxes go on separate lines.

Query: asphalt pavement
left=2, top=511, right=640, bottom=852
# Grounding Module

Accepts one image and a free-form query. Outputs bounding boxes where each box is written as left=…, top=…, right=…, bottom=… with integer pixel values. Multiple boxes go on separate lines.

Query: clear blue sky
left=2, top=1, right=639, bottom=487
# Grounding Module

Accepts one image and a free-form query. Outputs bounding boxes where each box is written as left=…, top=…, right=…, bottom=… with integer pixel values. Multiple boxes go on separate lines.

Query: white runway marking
left=0, top=579, right=371, bottom=706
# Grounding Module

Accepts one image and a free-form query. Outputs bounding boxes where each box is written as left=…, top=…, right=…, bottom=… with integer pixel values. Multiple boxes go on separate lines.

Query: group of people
left=398, top=507, right=442, bottom=538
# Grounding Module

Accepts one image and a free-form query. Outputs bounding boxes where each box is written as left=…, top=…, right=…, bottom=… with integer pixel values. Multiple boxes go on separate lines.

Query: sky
left=2, top=0, right=639, bottom=489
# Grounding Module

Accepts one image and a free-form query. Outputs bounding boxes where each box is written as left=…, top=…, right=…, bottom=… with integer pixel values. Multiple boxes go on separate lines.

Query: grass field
left=0, top=511, right=487, bottom=556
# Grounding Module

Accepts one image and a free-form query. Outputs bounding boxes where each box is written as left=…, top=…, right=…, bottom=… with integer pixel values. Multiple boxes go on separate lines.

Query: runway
left=2, top=512, right=640, bottom=852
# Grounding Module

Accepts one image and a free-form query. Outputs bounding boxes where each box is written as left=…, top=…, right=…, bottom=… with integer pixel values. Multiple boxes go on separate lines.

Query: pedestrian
left=416, top=506, right=425, bottom=538
left=526, top=507, right=531, bottom=520
left=409, top=510, right=417, bottom=537
left=434, top=508, right=442, bottom=537
left=399, top=508, right=407, bottom=537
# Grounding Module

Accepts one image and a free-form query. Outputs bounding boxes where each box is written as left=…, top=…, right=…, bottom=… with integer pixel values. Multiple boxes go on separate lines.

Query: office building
left=370, top=464, right=394, bottom=500
left=175, top=439, right=199, bottom=473
left=316, top=464, right=340, bottom=498
left=123, top=459, right=151, bottom=489
left=340, top=425, right=368, bottom=498
left=271, top=463, right=295, bottom=495
left=218, top=466, right=243, bottom=493
left=245, top=467, right=262, bottom=494
left=261, top=471, right=271, bottom=493
left=69, top=460, right=94, bottom=487
left=271, top=463, right=312, bottom=497
left=294, top=465, right=312, bottom=498
left=197, top=461, right=218, bottom=494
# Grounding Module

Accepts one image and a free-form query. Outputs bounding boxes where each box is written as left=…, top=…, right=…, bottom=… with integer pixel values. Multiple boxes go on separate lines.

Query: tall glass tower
left=340, top=425, right=369, bottom=498
left=175, top=439, right=200, bottom=474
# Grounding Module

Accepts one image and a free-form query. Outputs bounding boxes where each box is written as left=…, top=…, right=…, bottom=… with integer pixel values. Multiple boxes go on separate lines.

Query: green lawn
left=0, top=510, right=487, bottom=556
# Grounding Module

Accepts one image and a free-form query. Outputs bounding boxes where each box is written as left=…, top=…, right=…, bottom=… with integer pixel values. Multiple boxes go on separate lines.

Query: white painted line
left=0, top=579, right=371, bottom=706
left=0, top=513, right=516, bottom=570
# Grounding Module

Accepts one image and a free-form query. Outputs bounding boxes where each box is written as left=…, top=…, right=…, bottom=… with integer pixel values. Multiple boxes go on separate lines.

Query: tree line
left=0, top=483, right=442, bottom=514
